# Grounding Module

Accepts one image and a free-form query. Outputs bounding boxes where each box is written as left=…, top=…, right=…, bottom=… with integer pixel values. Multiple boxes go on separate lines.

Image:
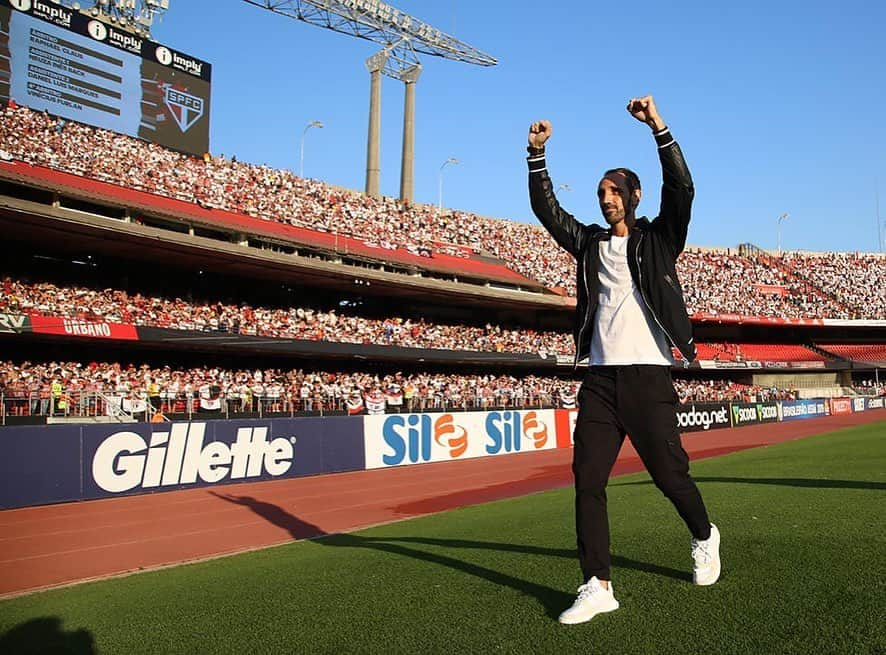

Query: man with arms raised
left=527, top=96, right=720, bottom=625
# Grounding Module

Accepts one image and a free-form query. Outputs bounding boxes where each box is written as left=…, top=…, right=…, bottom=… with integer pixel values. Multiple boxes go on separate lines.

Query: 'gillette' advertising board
left=0, top=417, right=364, bottom=508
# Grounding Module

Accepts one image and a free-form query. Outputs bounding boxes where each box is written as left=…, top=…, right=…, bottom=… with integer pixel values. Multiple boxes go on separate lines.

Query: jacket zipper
left=574, top=248, right=593, bottom=369
left=634, top=231, right=689, bottom=368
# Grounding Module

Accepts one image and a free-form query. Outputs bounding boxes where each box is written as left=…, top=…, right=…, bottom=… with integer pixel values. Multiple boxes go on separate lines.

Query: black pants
left=573, top=365, right=711, bottom=581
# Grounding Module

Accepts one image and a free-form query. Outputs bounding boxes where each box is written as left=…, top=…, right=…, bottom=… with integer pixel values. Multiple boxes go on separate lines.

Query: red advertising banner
left=692, top=313, right=824, bottom=327
left=28, top=315, right=139, bottom=341
left=554, top=409, right=577, bottom=449
left=753, top=284, right=789, bottom=296
left=829, top=397, right=853, bottom=416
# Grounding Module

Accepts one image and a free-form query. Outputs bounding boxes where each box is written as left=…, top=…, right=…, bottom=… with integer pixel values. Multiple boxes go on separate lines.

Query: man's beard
left=602, top=209, right=624, bottom=226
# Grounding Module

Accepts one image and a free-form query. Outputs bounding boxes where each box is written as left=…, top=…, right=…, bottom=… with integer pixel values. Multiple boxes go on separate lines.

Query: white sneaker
left=691, top=523, right=721, bottom=586
left=558, top=576, right=620, bottom=625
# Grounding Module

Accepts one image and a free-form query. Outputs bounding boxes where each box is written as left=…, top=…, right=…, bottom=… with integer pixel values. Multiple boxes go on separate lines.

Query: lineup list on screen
left=1, top=0, right=211, bottom=155
left=25, top=25, right=129, bottom=115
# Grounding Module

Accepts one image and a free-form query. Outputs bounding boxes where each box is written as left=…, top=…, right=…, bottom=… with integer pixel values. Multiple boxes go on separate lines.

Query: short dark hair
left=603, top=167, right=641, bottom=198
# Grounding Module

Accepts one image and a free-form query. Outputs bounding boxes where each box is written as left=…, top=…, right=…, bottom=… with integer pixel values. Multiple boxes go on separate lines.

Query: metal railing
left=1, top=389, right=564, bottom=425
left=0, top=390, right=144, bottom=424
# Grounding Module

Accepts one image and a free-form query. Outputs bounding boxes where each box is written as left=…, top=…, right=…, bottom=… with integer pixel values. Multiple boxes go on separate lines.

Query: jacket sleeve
left=528, top=150, right=587, bottom=258
left=650, top=128, right=694, bottom=255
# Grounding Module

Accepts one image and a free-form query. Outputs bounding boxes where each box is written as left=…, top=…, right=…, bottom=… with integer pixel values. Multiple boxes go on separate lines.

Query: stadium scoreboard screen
left=0, top=0, right=211, bottom=155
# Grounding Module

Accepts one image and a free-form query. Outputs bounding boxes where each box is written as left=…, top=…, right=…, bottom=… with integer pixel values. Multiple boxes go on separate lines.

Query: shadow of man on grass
left=611, top=476, right=886, bottom=491
left=0, top=617, right=95, bottom=655
left=209, top=490, right=687, bottom=620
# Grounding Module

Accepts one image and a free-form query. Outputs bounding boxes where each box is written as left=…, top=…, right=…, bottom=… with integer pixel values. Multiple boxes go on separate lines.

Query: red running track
left=0, top=411, right=881, bottom=598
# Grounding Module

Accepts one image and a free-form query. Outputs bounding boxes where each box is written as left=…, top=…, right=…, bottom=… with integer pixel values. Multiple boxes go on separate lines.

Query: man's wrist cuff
left=527, top=148, right=546, bottom=174
left=653, top=126, right=675, bottom=149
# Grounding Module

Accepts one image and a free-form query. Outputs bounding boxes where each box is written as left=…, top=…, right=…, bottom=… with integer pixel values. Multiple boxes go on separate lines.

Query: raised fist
left=528, top=120, right=552, bottom=149
left=627, top=96, right=664, bottom=131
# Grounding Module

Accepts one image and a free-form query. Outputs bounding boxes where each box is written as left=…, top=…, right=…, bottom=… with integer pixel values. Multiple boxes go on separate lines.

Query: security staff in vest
left=527, top=96, right=720, bottom=625
left=148, top=378, right=161, bottom=412
left=51, top=376, right=64, bottom=417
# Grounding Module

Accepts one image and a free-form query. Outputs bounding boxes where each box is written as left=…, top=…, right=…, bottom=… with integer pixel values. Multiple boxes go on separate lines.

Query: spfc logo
left=164, top=87, right=204, bottom=133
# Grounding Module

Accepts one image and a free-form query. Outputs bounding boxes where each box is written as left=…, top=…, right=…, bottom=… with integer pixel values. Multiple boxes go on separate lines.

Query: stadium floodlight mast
left=876, top=181, right=882, bottom=253
left=300, top=120, right=324, bottom=178
left=438, top=157, right=458, bottom=211
left=58, top=0, right=172, bottom=39
left=777, top=213, right=790, bottom=254
left=242, top=0, right=497, bottom=202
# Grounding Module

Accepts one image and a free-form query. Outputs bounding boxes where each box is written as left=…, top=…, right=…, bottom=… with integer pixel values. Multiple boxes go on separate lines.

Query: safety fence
left=0, top=389, right=563, bottom=424
left=1, top=398, right=882, bottom=509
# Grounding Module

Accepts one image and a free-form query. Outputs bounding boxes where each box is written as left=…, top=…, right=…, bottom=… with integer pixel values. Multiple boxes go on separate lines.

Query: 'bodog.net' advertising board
left=675, top=403, right=731, bottom=433
left=1, top=0, right=210, bottom=154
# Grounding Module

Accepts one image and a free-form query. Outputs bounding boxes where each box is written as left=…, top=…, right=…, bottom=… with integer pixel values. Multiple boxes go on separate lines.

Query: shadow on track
left=209, top=491, right=325, bottom=539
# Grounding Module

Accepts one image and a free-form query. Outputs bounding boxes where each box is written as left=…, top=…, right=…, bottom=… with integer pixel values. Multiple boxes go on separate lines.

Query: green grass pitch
left=1, top=421, right=884, bottom=654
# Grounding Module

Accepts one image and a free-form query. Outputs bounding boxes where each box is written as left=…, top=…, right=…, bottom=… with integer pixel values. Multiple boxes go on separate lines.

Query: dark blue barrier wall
left=2, top=417, right=365, bottom=509
left=1, top=425, right=82, bottom=508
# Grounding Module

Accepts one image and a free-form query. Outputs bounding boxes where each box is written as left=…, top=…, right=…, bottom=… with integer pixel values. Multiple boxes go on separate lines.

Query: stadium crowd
left=12, top=276, right=868, bottom=364
left=782, top=252, right=886, bottom=320
left=0, top=360, right=579, bottom=416
left=676, top=250, right=848, bottom=319
left=0, top=276, right=572, bottom=355
left=853, top=379, right=886, bottom=396
left=0, top=360, right=800, bottom=419
left=2, top=105, right=884, bottom=320
left=672, top=378, right=793, bottom=404
left=0, top=105, right=574, bottom=290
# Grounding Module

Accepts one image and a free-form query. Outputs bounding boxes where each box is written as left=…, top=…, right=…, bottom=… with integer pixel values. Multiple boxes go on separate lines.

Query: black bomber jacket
left=527, top=127, right=697, bottom=368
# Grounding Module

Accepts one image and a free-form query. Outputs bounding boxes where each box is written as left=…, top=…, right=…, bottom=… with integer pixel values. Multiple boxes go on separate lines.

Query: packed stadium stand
left=0, top=360, right=578, bottom=416
left=1, top=358, right=811, bottom=421
left=0, top=275, right=572, bottom=356
left=3, top=105, right=885, bottom=317
left=0, top=273, right=864, bottom=366
left=782, top=252, right=886, bottom=319
left=0, top=103, right=884, bottom=425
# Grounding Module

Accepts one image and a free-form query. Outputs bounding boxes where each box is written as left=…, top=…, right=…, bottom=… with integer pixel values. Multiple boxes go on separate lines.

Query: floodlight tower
left=242, top=0, right=497, bottom=202
left=79, top=0, right=170, bottom=38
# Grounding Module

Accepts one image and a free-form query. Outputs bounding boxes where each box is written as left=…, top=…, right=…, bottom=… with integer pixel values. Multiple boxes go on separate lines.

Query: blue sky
left=153, top=0, right=885, bottom=253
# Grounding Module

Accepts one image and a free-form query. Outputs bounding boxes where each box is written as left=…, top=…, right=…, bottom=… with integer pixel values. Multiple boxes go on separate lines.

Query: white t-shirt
left=589, top=235, right=674, bottom=366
